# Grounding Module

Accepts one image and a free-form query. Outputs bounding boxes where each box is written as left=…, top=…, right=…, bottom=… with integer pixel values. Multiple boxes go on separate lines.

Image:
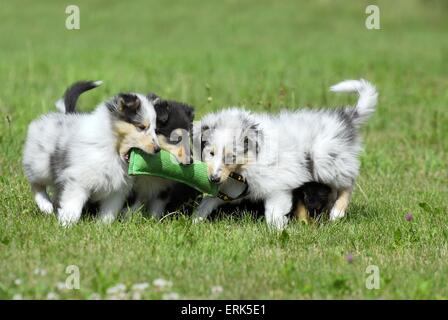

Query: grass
left=0, top=0, right=447, bottom=299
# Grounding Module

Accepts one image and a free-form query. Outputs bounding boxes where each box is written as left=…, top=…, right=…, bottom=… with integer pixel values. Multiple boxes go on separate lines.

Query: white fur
left=54, top=85, right=172, bottom=220
left=23, top=94, right=158, bottom=226
left=54, top=98, right=65, bottom=113
left=194, top=79, right=378, bottom=229
left=330, top=79, right=378, bottom=128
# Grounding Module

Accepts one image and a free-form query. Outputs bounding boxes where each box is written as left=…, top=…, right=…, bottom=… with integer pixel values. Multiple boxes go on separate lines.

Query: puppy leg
left=326, top=188, right=338, bottom=211
left=98, top=192, right=127, bottom=224
left=58, top=186, right=89, bottom=227
left=148, top=198, right=169, bottom=219
left=31, top=183, right=54, bottom=214
left=329, top=186, right=352, bottom=221
left=265, top=192, right=292, bottom=230
left=193, top=196, right=224, bottom=223
left=294, top=199, right=309, bottom=224
left=129, top=196, right=145, bottom=213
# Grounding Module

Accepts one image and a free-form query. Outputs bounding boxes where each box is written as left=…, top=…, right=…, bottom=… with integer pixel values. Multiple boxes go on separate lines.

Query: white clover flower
left=131, top=291, right=142, bottom=300
left=106, top=283, right=127, bottom=295
left=12, top=294, right=23, bottom=300
left=153, top=278, right=172, bottom=290
left=108, top=292, right=127, bottom=300
left=14, top=278, right=22, bottom=286
left=33, top=268, right=47, bottom=276
left=89, top=293, right=102, bottom=300
left=56, top=282, right=67, bottom=291
left=132, top=282, right=149, bottom=292
left=46, top=292, right=59, bottom=300
left=162, top=292, right=179, bottom=300
left=211, top=285, right=223, bottom=295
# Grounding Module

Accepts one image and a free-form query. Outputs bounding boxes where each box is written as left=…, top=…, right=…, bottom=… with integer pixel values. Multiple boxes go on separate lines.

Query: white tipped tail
left=55, top=98, right=66, bottom=112
left=54, top=80, right=103, bottom=113
left=330, top=79, right=378, bottom=127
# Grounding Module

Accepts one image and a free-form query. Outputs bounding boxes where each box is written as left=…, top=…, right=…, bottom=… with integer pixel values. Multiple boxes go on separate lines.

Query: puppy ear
left=117, top=93, right=141, bottom=112
left=147, top=92, right=161, bottom=104
left=184, top=105, right=195, bottom=121
left=155, top=100, right=169, bottom=124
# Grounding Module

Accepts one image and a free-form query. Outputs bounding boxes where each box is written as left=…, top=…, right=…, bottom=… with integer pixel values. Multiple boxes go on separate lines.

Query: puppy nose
left=209, top=174, right=221, bottom=183
left=182, top=156, right=194, bottom=165
left=154, top=145, right=161, bottom=153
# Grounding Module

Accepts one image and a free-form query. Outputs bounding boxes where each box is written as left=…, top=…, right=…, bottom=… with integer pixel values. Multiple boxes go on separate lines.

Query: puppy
left=130, top=93, right=196, bottom=217
left=193, top=79, right=378, bottom=229
left=57, top=81, right=196, bottom=218
left=23, top=82, right=160, bottom=226
left=292, top=182, right=335, bottom=223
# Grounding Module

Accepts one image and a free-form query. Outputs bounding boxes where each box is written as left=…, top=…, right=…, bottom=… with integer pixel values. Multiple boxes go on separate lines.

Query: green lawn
left=0, top=0, right=447, bottom=299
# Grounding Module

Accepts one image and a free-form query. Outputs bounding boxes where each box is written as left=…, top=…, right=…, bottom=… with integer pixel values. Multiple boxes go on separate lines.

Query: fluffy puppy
left=193, top=79, right=378, bottom=229
left=23, top=84, right=160, bottom=226
left=57, top=81, right=196, bottom=218
left=129, top=93, right=196, bottom=218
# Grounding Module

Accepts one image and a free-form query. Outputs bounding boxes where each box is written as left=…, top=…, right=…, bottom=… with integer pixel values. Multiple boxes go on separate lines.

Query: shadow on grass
left=346, top=202, right=381, bottom=221
left=75, top=193, right=381, bottom=226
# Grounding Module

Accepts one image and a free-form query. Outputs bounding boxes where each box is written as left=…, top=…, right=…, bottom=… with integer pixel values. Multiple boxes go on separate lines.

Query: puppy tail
left=330, top=79, right=378, bottom=127
left=55, top=80, right=103, bottom=113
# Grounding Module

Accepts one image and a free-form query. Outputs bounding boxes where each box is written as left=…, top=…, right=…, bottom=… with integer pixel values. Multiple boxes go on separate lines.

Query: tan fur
left=208, top=162, right=241, bottom=183
left=113, top=121, right=158, bottom=157
left=158, top=133, right=189, bottom=164
left=294, top=200, right=309, bottom=224
left=333, top=187, right=352, bottom=213
left=208, top=150, right=256, bottom=183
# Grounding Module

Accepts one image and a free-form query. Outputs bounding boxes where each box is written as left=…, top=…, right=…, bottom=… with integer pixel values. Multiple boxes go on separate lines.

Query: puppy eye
left=136, top=124, right=148, bottom=131
left=170, top=135, right=182, bottom=144
left=210, top=151, right=215, bottom=157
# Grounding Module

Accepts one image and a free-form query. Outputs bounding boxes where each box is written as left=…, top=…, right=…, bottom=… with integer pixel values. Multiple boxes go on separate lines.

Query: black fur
left=305, top=152, right=314, bottom=178
left=147, top=93, right=195, bottom=136
left=292, top=182, right=332, bottom=218
left=62, top=80, right=101, bottom=113
left=106, top=93, right=145, bottom=125
left=334, top=108, right=357, bottom=142
left=145, top=93, right=198, bottom=213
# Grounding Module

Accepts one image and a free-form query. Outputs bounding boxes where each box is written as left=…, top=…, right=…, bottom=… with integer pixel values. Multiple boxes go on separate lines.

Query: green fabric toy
left=127, top=148, right=220, bottom=196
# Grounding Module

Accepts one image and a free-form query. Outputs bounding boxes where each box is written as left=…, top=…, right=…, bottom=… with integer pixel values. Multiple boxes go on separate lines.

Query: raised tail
left=330, top=79, right=378, bottom=128
left=55, top=80, right=103, bottom=113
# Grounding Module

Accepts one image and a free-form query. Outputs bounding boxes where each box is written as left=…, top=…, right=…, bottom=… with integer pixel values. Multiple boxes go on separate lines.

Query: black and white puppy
left=130, top=93, right=196, bottom=217
left=193, top=79, right=378, bottom=229
left=23, top=82, right=160, bottom=226
left=57, top=81, right=196, bottom=218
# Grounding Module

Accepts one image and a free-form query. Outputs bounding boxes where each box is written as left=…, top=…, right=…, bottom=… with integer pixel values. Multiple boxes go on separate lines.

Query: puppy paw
left=192, top=216, right=206, bottom=224
left=266, top=215, right=289, bottom=231
left=37, top=201, right=54, bottom=215
left=98, top=213, right=116, bottom=225
left=329, top=208, right=346, bottom=221
left=58, top=212, right=78, bottom=228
